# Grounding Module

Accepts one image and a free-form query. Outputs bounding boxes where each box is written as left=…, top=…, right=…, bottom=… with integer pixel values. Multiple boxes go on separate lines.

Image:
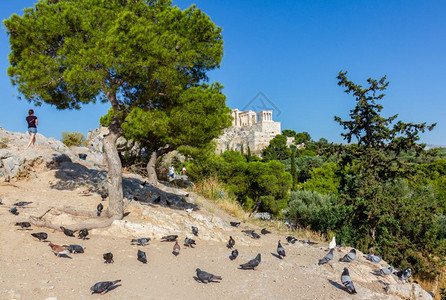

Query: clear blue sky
left=1, top=1, right=445, bottom=145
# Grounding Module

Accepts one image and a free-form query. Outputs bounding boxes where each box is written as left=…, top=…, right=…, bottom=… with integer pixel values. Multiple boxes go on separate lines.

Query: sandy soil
left=0, top=164, right=407, bottom=300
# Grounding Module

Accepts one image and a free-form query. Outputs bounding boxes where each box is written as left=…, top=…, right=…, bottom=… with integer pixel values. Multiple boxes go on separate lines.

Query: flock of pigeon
left=7, top=199, right=413, bottom=296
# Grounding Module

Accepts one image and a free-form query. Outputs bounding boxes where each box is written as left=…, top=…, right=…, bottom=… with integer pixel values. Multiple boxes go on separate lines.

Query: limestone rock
left=0, top=289, right=22, bottom=300
left=385, top=283, right=433, bottom=300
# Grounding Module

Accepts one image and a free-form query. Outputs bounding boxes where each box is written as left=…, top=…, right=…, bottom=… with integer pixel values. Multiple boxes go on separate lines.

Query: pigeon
left=31, top=232, right=48, bottom=242
left=13, top=201, right=32, bottom=207
left=101, top=193, right=108, bottom=201
left=191, top=226, right=198, bottom=236
left=90, top=280, right=121, bottom=295
left=300, top=239, right=317, bottom=245
left=131, top=238, right=151, bottom=246
left=339, top=249, right=356, bottom=263
left=239, top=253, right=261, bottom=270
left=49, top=243, right=69, bottom=257
left=184, top=237, right=196, bottom=248
left=63, top=244, right=85, bottom=254
left=318, top=248, right=334, bottom=265
left=286, top=236, right=297, bottom=244
left=328, top=236, right=336, bottom=249
left=103, top=252, right=114, bottom=264
left=60, top=226, right=75, bottom=237
left=365, top=254, right=382, bottom=263
left=137, top=250, right=147, bottom=264
left=97, top=203, right=103, bottom=216
left=230, top=221, right=240, bottom=227
left=261, top=228, right=271, bottom=235
left=341, top=267, right=357, bottom=294
left=394, top=268, right=412, bottom=283
left=227, top=236, right=235, bottom=249
left=196, top=268, right=222, bottom=283
left=15, top=222, right=31, bottom=229
left=9, top=207, right=19, bottom=215
left=78, top=228, right=89, bottom=240
left=161, top=235, right=178, bottom=242
left=277, top=240, right=286, bottom=258
left=172, top=241, right=180, bottom=256
left=230, top=249, right=239, bottom=260
left=242, top=230, right=260, bottom=239
left=375, top=266, right=393, bottom=277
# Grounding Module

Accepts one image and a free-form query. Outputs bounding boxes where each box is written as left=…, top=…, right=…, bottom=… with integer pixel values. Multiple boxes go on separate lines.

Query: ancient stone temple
left=214, top=108, right=283, bottom=156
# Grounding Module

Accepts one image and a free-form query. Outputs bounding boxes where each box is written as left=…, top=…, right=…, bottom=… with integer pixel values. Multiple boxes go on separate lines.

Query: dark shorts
left=28, top=127, right=37, bottom=134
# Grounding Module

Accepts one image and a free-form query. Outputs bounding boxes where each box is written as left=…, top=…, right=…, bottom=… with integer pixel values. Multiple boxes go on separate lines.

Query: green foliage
left=61, top=131, right=86, bottom=147
left=262, top=134, right=291, bottom=161
left=302, top=162, right=340, bottom=195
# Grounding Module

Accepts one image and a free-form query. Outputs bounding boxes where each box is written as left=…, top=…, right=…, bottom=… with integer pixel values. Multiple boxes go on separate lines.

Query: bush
left=61, top=131, right=86, bottom=147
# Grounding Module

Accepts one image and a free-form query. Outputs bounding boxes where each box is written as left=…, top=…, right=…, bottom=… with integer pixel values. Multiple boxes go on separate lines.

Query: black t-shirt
left=26, top=116, right=37, bottom=128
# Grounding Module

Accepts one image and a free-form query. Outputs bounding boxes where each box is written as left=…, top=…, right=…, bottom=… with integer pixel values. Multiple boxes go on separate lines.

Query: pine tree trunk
left=146, top=150, right=159, bottom=185
left=103, top=119, right=124, bottom=219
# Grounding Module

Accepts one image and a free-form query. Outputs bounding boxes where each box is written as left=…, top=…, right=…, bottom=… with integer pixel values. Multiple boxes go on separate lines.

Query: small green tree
left=61, top=131, right=86, bottom=147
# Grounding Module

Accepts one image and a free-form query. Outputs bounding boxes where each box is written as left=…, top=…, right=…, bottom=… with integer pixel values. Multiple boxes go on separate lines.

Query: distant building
left=215, top=108, right=295, bottom=156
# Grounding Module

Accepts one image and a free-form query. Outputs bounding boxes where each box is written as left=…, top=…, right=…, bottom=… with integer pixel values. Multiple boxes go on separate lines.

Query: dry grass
left=415, top=267, right=446, bottom=299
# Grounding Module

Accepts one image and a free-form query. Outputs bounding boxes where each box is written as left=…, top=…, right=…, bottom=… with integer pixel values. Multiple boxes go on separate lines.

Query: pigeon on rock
left=100, top=193, right=108, bottom=201
left=49, top=243, right=69, bottom=257
left=191, top=226, right=198, bottom=236
left=328, top=236, right=336, bottom=249
left=13, top=201, right=32, bottom=207
left=97, top=203, right=103, bottom=216
left=31, top=232, right=48, bottom=242
left=161, top=235, right=178, bottom=242
left=60, top=226, right=75, bottom=237
left=137, top=250, right=147, bottom=264
left=15, top=222, right=31, bottom=229
left=230, top=249, right=239, bottom=260
left=341, top=267, right=357, bottom=294
left=239, top=253, right=261, bottom=270
left=184, top=237, right=196, bottom=248
left=277, top=240, right=286, bottom=258
left=227, top=236, right=235, bottom=249
left=78, top=228, right=89, bottom=240
left=318, top=248, right=334, bottom=265
left=9, top=207, right=19, bottom=215
left=339, top=249, right=356, bottom=263
left=261, top=228, right=271, bottom=235
left=90, top=280, right=121, bottom=295
left=131, top=238, right=151, bottom=246
left=365, top=254, right=382, bottom=263
left=230, top=222, right=240, bottom=227
left=394, top=268, right=412, bottom=283
left=196, top=268, right=222, bottom=283
left=172, top=241, right=180, bottom=256
left=64, top=244, right=85, bottom=254
left=286, top=236, right=297, bottom=244
left=375, top=266, right=393, bottom=277
left=103, top=252, right=114, bottom=264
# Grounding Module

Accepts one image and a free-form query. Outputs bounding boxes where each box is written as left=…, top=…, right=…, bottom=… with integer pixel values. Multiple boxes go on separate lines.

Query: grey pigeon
left=101, top=193, right=107, bottom=201
left=14, top=201, right=32, bottom=207
left=230, top=249, right=239, bottom=260
left=103, top=252, right=114, bottom=264
left=339, top=249, right=356, bottom=262
left=277, top=240, right=286, bottom=258
left=191, top=226, right=198, bottom=236
left=341, top=267, right=357, bottom=294
left=172, top=241, right=180, bottom=256
left=261, top=228, right=271, bottom=234
left=242, top=230, right=260, bottom=239
left=230, top=221, right=240, bottom=227
left=300, top=239, right=317, bottom=245
left=184, top=237, right=196, bottom=248
left=239, top=253, right=261, bottom=270
left=131, top=238, right=151, bottom=246
left=375, top=266, right=393, bottom=277
left=78, top=228, right=89, bottom=240
left=196, top=268, right=222, bottom=283
left=286, top=236, right=297, bottom=244
left=365, top=254, right=382, bottom=263
left=161, top=235, right=178, bottom=242
left=394, top=268, right=412, bottom=283
left=15, top=222, right=31, bottom=229
left=9, top=207, right=19, bottom=215
left=60, top=226, right=75, bottom=237
left=137, top=250, right=147, bottom=264
left=64, top=244, right=85, bottom=254
left=90, top=280, right=121, bottom=295
left=31, top=232, right=48, bottom=242
left=97, top=203, right=103, bottom=216
left=318, top=248, right=334, bottom=265
left=227, top=236, right=235, bottom=249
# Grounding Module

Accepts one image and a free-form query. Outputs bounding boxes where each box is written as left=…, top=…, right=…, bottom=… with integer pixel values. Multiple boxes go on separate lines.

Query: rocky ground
left=0, top=127, right=434, bottom=299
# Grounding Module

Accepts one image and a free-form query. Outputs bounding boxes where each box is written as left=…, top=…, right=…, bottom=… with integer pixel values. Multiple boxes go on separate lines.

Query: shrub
left=61, top=131, right=86, bottom=147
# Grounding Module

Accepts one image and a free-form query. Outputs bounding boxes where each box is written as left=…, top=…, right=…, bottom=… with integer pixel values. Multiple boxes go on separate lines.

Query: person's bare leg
left=26, top=133, right=35, bottom=149
left=32, top=134, right=37, bottom=147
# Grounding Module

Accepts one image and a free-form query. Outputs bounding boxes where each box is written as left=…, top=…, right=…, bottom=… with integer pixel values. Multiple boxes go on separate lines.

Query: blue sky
left=1, top=1, right=445, bottom=145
